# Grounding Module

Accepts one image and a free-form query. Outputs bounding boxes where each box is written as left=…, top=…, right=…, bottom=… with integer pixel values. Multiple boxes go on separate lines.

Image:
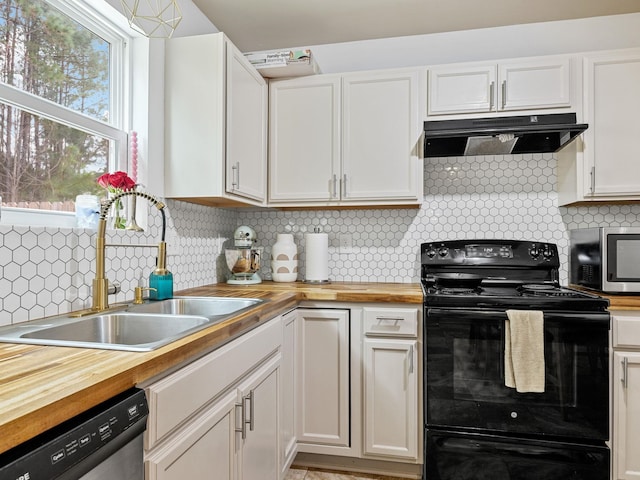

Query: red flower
left=97, top=171, right=135, bottom=191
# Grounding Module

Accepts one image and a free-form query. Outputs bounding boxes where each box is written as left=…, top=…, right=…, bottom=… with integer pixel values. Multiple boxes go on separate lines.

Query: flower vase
left=107, top=192, right=126, bottom=229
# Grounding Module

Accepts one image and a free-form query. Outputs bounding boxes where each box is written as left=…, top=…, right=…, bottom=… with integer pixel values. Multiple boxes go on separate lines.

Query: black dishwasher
left=0, top=387, right=148, bottom=480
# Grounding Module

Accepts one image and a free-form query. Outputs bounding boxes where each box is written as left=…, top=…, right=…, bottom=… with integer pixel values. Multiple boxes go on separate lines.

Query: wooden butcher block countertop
left=0, top=281, right=422, bottom=455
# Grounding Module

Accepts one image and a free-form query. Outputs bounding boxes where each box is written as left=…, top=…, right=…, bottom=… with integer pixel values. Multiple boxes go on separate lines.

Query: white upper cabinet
left=269, top=75, right=341, bottom=203
left=558, top=48, right=640, bottom=205
left=584, top=50, right=640, bottom=198
left=165, top=33, right=267, bottom=207
left=342, top=70, right=423, bottom=202
left=428, top=55, right=574, bottom=117
left=269, top=68, right=424, bottom=207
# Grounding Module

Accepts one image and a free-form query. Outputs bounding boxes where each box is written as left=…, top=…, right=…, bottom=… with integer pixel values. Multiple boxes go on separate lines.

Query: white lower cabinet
left=612, top=312, right=640, bottom=480
left=143, top=302, right=423, bottom=479
left=361, top=307, right=420, bottom=461
left=237, top=356, right=280, bottom=480
left=294, top=303, right=422, bottom=473
left=296, top=308, right=351, bottom=448
left=142, top=316, right=282, bottom=480
left=363, top=338, right=418, bottom=459
left=280, top=310, right=298, bottom=476
left=146, top=391, right=237, bottom=480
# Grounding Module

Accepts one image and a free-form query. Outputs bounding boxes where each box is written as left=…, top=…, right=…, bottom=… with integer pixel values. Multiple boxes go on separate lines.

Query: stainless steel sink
left=0, top=297, right=265, bottom=352
left=127, top=296, right=263, bottom=319
left=20, top=313, right=210, bottom=351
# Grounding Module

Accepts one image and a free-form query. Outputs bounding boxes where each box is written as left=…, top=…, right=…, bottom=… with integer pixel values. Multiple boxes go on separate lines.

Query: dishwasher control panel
left=0, top=388, right=148, bottom=479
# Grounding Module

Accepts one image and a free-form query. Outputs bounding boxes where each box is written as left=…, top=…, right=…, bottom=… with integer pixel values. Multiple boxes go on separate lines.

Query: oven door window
left=425, top=308, right=609, bottom=441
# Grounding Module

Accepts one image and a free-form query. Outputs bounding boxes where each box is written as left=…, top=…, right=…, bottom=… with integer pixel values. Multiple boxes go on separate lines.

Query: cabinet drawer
left=613, top=312, right=640, bottom=348
left=363, top=307, right=419, bottom=337
left=145, top=317, right=281, bottom=449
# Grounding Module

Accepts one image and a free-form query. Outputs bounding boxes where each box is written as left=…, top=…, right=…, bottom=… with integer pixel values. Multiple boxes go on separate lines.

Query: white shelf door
left=296, top=309, right=350, bottom=447
left=269, top=76, right=341, bottom=202
left=614, top=352, right=640, bottom=480
left=342, top=69, right=422, bottom=202
left=146, top=392, right=237, bottom=480
left=226, top=41, right=268, bottom=202
left=237, top=356, right=281, bottom=480
left=363, top=338, right=418, bottom=460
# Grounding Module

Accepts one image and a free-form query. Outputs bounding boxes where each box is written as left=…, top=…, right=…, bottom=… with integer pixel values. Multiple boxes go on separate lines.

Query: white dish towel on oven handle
left=504, top=309, right=545, bottom=393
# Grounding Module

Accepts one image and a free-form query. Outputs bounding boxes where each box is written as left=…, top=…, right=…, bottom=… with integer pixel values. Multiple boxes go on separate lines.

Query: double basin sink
left=0, top=297, right=265, bottom=352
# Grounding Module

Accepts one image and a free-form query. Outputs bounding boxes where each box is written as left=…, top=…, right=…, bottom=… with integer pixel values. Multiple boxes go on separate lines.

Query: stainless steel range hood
left=423, top=113, right=587, bottom=157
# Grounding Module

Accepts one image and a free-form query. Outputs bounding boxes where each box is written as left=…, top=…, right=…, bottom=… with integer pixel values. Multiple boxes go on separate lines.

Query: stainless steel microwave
left=570, top=227, right=640, bottom=293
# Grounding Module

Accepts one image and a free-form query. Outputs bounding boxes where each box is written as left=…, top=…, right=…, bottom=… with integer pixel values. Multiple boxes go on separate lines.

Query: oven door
left=425, top=307, right=609, bottom=441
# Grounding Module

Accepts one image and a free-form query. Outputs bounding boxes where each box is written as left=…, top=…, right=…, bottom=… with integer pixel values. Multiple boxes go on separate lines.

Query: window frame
left=0, top=0, right=136, bottom=227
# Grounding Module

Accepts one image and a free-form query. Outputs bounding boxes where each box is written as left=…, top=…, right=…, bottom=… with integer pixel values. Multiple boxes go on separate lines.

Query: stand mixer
left=225, top=226, right=263, bottom=284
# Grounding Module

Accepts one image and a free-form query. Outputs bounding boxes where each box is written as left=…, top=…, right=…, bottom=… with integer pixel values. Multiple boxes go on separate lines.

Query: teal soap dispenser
left=149, top=241, right=173, bottom=300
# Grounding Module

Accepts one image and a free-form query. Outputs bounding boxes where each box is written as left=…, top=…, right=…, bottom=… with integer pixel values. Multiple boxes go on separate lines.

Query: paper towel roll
left=305, top=232, right=329, bottom=282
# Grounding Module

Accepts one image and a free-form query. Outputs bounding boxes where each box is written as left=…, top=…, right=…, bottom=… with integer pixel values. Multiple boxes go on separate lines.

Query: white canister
left=271, top=233, right=298, bottom=282
left=271, top=233, right=298, bottom=261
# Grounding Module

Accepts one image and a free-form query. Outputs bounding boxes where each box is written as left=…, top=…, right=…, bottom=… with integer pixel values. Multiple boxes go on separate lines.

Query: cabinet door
left=363, top=338, right=418, bottom=460
left=269, top=76, right=341, bottom=202
left=296, top=309, right=350, bottom=447
left=280, top=311, right=297, bottom=476
left=237, top=355, right=280, bottom=480
left=226, top=41, right=268, bottom=202
left=428, top=64, right=496, bottom=115
left=613, top=351, right=640, bottom=480
left=584, top=51, right=640, bottom=198
left=498, top=57, right=572, bottom=111
left=342, top=69, right=423, bottom=201
left=146, top=392, right=236, bottom=480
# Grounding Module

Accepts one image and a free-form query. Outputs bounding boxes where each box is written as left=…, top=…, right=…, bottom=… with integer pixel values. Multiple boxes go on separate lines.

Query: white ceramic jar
left=271, top=233, right=298, bottom=282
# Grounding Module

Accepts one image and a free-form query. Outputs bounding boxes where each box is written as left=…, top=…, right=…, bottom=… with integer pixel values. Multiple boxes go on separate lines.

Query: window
left=0, top=0, right=129, bottom=221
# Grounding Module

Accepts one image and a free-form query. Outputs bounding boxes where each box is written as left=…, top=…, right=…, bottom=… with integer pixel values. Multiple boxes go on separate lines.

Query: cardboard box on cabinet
left=244, top=49, right=320, bottom=78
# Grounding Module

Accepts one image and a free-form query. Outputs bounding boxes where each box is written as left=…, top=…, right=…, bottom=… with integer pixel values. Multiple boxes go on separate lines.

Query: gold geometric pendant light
left=120, top=0, right=182, bottom=38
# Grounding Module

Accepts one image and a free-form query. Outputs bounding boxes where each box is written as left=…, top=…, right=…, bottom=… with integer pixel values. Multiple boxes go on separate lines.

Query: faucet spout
left=92, top=190, right=166, bottom=312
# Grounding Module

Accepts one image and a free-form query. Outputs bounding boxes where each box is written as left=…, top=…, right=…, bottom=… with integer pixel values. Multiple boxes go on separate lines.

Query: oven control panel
left=421, top=239, right=559, bottom=267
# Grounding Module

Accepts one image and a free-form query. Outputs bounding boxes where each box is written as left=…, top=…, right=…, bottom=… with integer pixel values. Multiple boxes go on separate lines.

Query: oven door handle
left=426, top=308, right=610, bottom=327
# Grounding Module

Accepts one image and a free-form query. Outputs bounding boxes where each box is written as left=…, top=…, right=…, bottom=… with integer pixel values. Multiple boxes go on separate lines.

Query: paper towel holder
left=303, top=226, right=331, bottom=284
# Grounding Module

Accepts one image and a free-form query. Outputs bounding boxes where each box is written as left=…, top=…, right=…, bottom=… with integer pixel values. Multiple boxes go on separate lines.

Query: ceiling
left=191, top=0, right=640, bottom=52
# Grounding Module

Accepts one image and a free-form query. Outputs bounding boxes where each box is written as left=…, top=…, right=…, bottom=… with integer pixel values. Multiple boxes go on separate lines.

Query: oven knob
left=529, top=246, right=540, bottom=258
left=438, top=247, right=449, bottom=258
left=426, top=249, right=437, bottom=258
left=543, top=248, right=554, bottom=259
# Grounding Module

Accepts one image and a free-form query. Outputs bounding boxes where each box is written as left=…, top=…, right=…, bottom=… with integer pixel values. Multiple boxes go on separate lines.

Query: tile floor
left=284, top=467, right=409, bottom=479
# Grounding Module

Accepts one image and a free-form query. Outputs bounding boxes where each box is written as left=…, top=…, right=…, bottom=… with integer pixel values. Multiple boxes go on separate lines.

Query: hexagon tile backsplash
left=239, top=153, right=640, bottom=285
left=1, top=152, right=640, bottom=325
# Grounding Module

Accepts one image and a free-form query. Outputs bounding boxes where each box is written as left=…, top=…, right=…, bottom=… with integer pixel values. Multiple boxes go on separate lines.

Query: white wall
left=304, top=13, right=640, bottom=73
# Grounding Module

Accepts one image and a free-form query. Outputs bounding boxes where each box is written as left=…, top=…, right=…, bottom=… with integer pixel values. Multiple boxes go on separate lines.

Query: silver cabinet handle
left=235, top=399, right=247, bottom=439
left=622, top=357, right=629, bottom=389
left=408, top=345, right=414, bottom=374
left=590, top=166, right=596, bottom=194
left=342, top=174, right=347, bottom=198
left=232, top=162, right=240, bottom=189
left=501, top=81, right=507, bottom=109
left=235, top=391, right=253, bottom=439
left=489, top=81, right=495, bottom=110
left=376, top=316, right=405, bottom=322
left=331, top=174, right=338, bottom=198
left=248, top=389, right=255, bottom=432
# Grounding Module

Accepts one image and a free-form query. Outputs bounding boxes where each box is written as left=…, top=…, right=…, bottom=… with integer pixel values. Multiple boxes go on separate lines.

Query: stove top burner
left=518, top=284, right=576, bottom=297
left=420, top=240, right=609, bottom=311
